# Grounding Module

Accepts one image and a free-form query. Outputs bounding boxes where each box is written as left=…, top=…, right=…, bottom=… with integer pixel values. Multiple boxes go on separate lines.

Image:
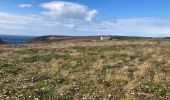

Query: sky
left=0, top=0, right=170, bottom=36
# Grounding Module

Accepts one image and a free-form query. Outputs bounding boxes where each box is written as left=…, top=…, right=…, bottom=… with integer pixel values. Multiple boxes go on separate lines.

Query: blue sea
left=0, top=35, right=36, bottom=44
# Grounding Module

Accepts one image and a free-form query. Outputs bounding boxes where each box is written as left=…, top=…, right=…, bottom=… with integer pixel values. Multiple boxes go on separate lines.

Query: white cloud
left=19, top=4, right=32, bottom=8
left=86, top=10, right=97, bottom=21
left=88, top=17, right=170, bottom=37
left=0, top=12, right=87, bottom=35
left=0, top=1, right=169, bottom=37
left=40, top=1, right=97, bottom=21
left=1, top=11, right=170, bottom=37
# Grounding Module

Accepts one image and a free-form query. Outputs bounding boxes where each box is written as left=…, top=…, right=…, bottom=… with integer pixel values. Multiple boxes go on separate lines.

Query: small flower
left=159, top=89, right=162, bottom=92
left=60, top=93, right=63, bottom=96
left=130, top=92, right=135, bottom=95
left=34, top=97, right=39, bottom=100
left=108, top=94, right=112, bottom=97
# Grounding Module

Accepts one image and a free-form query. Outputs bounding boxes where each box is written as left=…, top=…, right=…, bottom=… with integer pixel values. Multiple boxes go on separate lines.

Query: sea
left=0, top=35, right=36, bottom=44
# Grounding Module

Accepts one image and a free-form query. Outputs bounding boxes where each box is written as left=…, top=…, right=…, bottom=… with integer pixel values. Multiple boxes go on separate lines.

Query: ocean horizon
left=0, top=35, right=36, bottom=44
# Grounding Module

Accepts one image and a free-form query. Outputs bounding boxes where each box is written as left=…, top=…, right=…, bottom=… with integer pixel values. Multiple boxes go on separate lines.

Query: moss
left=38, top=87, right=56, bottom=100
left=137, top=82, right=170, bottom=98
left=57, top=96, right=74, bottom=100
left=54, top=77, right=72, bottom=85
left=22, top=53, right=73, bottom=63
left=16, top=48, right=39, bottom=54
left=36, top=80, right=49, bottom=89
left=102, top=80, right=112, bottom=87
left=4, top=66, right=21, bottom=75
left=0, top=61, right=21, bottom=75
left=0, top=62, right=9, bottom=69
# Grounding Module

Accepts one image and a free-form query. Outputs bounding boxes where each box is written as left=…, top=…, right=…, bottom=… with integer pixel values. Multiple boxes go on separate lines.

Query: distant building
left=100, top=35, right=112, bottom=41
left=100, top=35, right=103, bottom=41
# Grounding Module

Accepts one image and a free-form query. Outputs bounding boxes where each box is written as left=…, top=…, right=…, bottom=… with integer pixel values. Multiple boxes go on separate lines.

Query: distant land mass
left=26, top=35, right=164, bottom=43
left=0, top=38, right=7, bottom=45
left=26, top=35, right=101, bottom=43
left=0, top=35, right=170, bottom=44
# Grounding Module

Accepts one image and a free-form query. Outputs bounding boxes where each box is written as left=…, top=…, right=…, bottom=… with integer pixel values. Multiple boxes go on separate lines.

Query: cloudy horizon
left=0, top=0, right=170, bottom=37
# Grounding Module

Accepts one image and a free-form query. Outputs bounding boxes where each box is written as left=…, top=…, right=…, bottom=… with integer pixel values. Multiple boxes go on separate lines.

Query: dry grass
left=0, top=39, right=170, bottom=100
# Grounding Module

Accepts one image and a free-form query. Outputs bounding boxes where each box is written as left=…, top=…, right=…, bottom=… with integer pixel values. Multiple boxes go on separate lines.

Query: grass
left=0, top=39, right=170, bottom=99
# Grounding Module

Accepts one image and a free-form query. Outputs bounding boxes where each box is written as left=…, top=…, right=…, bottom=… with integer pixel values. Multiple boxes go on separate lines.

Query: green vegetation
left=0, top=39, right=170, bottom=99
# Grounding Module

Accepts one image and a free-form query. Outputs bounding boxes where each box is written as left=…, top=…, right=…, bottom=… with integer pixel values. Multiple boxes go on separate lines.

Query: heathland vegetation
left=0, top=37, right=170, bottom=99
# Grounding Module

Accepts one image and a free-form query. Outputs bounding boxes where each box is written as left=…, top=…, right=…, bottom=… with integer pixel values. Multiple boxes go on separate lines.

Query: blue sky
left=0, top=0, right=170, bottom=36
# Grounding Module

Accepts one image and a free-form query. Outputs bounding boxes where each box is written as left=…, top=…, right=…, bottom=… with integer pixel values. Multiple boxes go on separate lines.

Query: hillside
left=0, top=38, right=170, bottom=99
left=0, top=38, right=7, bottom=45
left=26, top=35, right=101, bottom=43
left=26, top=35, right=161, bottom=44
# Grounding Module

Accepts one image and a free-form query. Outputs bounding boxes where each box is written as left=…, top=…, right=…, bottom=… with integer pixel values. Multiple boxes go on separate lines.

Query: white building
left=100, top=35, right=112, bottom=41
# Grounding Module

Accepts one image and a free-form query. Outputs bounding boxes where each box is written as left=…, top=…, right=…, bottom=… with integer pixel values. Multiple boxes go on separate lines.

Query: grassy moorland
left=0, top=39, right=170, bottom=100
